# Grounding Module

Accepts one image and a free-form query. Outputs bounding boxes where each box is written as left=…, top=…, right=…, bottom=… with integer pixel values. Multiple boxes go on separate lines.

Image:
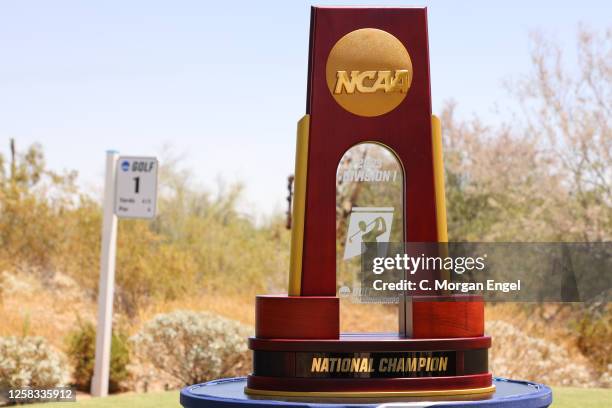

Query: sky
left=0, top=0, right=610, bottom=217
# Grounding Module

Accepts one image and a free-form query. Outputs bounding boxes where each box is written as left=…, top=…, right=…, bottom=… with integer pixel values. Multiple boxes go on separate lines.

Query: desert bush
left=66, top=321, right=130, bottom=393
left=0, top=142, right=289, bottom=318
left=0, top=142, right=79, bottom=272
left=0, top=336, right=68, bottom=388
left=575, top=301, right=612, bottom=376
left=151, top=171, right=290, bottom=296
left=130, top=310, right=251, bottom=387
left=487, top=320, right=597, bottom=387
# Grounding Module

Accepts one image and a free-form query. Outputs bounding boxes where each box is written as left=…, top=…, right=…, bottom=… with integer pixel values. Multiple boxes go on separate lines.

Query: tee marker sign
left=114, top=156, right=158, bottom=219
left=93, top=152, right=159, bottom=398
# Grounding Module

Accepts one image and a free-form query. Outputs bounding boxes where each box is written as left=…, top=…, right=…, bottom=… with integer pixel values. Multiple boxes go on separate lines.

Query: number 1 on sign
left=133, top=177, right=140, bottom=193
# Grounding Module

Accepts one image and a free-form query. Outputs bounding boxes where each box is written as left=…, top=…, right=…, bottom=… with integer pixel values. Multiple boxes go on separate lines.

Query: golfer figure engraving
left=343, top=207, right=394, bottom=260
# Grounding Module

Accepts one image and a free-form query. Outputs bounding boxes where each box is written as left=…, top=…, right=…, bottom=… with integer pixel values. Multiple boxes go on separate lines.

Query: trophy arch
left=335, top=141, right=406, bottom=332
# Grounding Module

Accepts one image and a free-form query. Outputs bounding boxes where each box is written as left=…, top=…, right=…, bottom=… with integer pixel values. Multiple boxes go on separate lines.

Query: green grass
left=27, top=391, right=180, bottom=408
left=25, top=387, right=611, bottom=408
left=550, top=387, right=611, bottom=408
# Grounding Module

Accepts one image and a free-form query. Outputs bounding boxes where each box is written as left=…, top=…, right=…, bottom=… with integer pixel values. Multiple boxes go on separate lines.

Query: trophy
left=246, top=6, right=493, bottom=398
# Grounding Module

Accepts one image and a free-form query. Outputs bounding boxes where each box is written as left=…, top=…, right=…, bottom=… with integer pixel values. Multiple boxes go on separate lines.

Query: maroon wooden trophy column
left=247, top=7, right=492, bottom=398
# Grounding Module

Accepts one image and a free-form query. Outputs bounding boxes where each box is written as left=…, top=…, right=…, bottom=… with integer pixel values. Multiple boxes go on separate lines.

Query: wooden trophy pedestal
left=246, top=295, right=494, bottom=398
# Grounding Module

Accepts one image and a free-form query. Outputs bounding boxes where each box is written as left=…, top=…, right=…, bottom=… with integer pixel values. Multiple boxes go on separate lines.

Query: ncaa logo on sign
left=121, top=161, right=130, bottom=172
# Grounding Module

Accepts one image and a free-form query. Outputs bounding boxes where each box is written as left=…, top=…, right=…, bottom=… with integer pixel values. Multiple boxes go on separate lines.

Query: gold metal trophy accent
left=325, top=28, right=413, bottom=117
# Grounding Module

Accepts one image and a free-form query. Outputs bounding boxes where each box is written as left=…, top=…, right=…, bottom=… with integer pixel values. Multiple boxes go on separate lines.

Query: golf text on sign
left=114, top=156, right=158, bottom=219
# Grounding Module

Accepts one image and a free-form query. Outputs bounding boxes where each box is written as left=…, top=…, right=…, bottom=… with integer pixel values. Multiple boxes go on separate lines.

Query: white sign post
left=91, top=151, right=119, bottom=397
left=91, top=152, right=158, bottom=397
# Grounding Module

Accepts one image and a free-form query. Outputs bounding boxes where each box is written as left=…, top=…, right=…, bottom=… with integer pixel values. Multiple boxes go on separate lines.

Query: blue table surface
left=180, top=377, right=552, bottom=408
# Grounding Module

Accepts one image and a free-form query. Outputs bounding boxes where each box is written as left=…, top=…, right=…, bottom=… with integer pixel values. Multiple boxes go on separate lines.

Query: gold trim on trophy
left=245, top=385, right=496, bottom=398
left=288, top=114, right=310, bottom=296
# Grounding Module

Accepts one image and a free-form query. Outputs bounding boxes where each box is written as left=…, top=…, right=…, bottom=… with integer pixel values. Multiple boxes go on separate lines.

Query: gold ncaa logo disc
left=326, top=28, right=413, bottom=117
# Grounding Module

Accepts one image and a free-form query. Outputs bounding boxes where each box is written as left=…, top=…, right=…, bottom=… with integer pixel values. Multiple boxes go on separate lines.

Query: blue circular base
left=180, top=377, right=552, bottom=408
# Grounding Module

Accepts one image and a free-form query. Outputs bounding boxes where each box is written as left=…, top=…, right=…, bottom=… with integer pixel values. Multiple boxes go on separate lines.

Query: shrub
left=0, top=336, right=68, bottom=388
left=575, top=301, right=612, bottom=376
left=487, top=320, right=596, bottom=387
left=130, top=310, right=251, bottom=386
left=66, top=321, right=130, bottom=393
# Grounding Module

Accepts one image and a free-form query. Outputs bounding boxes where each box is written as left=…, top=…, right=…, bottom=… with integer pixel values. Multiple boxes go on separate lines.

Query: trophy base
left=247, top=334, right=492, bottom=395
left=181, top=377, right=552, bottom=407
left=244, top=384, right=495, bottom=399
left=252, top=294, right=489, bottom=395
